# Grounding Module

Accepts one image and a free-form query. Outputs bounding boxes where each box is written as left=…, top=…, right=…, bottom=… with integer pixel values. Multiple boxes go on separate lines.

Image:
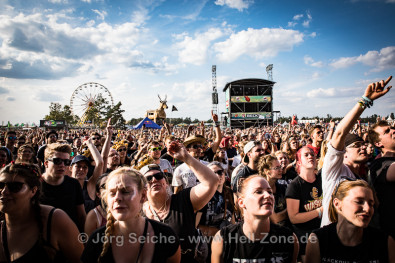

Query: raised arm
left=85, top=137, right=104, bottom=200
left=211, top=111, right=222, bottom=153
left=331, top=76, right=392, bottom=151
left=168, top=142, right=219, bottom=212
left=101, top=118, right=113, bottom=173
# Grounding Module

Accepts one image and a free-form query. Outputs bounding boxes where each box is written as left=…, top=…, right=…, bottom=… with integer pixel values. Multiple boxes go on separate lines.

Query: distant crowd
left=0, top=76, right=394, bottom=263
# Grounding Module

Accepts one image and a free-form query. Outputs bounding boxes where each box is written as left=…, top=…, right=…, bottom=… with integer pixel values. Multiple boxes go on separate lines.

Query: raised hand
left=364, top=76, right=392, bottom=101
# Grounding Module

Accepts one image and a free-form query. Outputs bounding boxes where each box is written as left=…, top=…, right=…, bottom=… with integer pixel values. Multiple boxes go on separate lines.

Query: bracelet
left=214, top=121, right=220, bottom=127
left=362, top=96, right=372, bottom=103
left=360, top=96, right=373, bottom=108
left=317, top=208, right=322, bottom=218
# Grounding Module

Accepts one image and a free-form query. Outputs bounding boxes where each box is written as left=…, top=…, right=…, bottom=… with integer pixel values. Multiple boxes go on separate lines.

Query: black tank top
left=313, top=223, right=388, bottom=263
left=221, top=222, right=295, bottom=263
left=1, top=208, right=66, bottom=263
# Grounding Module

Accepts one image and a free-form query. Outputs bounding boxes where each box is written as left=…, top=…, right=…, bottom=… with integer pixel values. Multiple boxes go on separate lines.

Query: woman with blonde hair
left=81, top=167, right=181, bottom=263
left=211, top=174, right=298, bottom=263
left=258, top=155, right=290, bottom=227
left=305, top=179, right=395, bottom=263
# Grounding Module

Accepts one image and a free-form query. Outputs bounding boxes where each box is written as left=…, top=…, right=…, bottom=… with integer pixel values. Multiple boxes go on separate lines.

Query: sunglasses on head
left=145, top=172, right=164, bottom=182
left=117, top=148, right=127, bottom=152
left=48, top=158, right=72, bottom=166
left=150, top=146, right=162, bottom=152
left=0, top=182, right=25, bottom=193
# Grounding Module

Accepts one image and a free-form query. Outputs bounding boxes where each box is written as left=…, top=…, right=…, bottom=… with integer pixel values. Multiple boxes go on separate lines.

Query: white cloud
left=6, top=96, right=15, bottom=101
left=48, top=0, right=68, bottom=3
left=330, top=46, right=395, bottom=71
left=302, top=12, right=312, bottom=27
left=174, top=27, right=226, bottom=65
left=307, top=88, right=336, bottom=98
left=214, top=28, right=304, bottom=62
left=304, top=55, right=324, bottom=67
left=81, top=0, right=92, bottom=3
left=293, top=14, right=303, bottom=20
left=214, top=0, right=253, bottom=11
left=287, top=21, right=297, bottom=27
left=92, top=9, right=107, bottom=20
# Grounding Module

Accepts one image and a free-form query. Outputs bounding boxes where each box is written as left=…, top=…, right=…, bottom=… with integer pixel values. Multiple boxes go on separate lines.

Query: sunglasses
left=214, top=170, right=224, bottom=176
left=117, top=148, right=127, bottom=152
left=190, top=144, right=202, bottom=149
left=145, top=172, right=164, bottom=182
left=0, top=182, right=25, bottom=193
left=150, top=146, right=162, bottom=152
left=8, top=136, right=17, bottom=140
left=48, top=158, right=72, bottom=166
left=91, top=137, right=101, bottom=141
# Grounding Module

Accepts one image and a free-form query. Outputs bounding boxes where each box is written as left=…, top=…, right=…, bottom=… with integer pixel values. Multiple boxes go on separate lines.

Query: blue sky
left=0, top=0, right=394, bottom=124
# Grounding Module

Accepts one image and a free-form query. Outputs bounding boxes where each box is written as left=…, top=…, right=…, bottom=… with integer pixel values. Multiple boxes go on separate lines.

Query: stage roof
left=222, top=78, right=276, bottom=92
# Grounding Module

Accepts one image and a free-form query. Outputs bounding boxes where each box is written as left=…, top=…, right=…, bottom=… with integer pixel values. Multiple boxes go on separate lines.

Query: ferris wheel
left=70, top=82, right=114, bottom=126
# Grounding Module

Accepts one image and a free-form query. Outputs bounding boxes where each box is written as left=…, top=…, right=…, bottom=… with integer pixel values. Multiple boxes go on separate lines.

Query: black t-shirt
left=313, top=223, right=388, bottom=263
left=202, top=147, right=215, bottom=162
left=220, top=222, right=295, bottom=263
left=369, top=156, right=395, bottom=238
left=198, top=190, right=234, bottom=229
left=278, top=166, right=298, bottom=185
left=41, top=176, right=84, bottom=226
left=81, top=219, right=179, bottom=263
left=285, top=175, right=322, bottom=232
left=231, top=165, right=258, bottom=192
left=162, top=188, right=196, bottom=251
left=226, top=147, right=237, bottom=159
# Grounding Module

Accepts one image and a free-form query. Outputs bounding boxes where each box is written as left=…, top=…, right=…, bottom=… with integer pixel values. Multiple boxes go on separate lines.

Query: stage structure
left=223, top=78, right=275, bottom=128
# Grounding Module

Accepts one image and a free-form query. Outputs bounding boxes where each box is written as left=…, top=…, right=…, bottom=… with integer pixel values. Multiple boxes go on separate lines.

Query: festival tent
left=133, top=117, right=161, bottom=129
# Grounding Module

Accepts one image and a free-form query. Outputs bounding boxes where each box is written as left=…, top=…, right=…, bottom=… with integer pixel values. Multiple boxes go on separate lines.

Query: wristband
left=362, top=96, right=372, bottom=103
left=214, top=121, right=220, bottom=127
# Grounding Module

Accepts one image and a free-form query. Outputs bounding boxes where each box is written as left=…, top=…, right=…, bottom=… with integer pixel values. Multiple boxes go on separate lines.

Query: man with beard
left=368, top=120, right=395, bottom=238
left=231, top=140, right=265, bottom=192
left=36, top=130, right=58, bottom=170
left=41, top=143, right=86, bottom=232
left=105, top=148, right=120, bottom=173
left=90, top=132, right=103, bottom=152
left=321, top=76, right=393, bottom=227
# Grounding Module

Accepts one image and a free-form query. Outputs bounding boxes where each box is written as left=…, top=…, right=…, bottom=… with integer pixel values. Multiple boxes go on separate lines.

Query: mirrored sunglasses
left=150, top=147, right=162, bottom=152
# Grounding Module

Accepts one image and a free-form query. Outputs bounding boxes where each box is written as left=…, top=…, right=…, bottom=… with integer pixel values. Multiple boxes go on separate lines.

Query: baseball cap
left=140, top=164, right=162, bottom=175
left=344, top=134, right=364, bottom=148
left=71, top=155, right=91, bottom=166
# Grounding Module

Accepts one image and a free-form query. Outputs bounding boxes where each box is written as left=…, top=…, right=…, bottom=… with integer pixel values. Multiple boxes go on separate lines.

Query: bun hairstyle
left=257, top=155, right=277, bottom=178
left=328, top=179, right=377, bottom=223
left=98, top=167, right=147, bottom=262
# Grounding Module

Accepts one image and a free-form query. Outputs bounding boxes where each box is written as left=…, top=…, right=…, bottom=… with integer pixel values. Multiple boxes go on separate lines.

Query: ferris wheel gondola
left=70, top=82, right=114, bottom=126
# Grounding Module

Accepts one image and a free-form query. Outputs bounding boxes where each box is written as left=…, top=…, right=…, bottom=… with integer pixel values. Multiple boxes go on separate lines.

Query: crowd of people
left=0, top=76, right=394, bottom=262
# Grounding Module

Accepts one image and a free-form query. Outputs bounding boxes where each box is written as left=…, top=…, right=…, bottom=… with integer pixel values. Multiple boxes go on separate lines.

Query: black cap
left=71, top=155, right=91, bottom=166
left=345, top=134, right=364, bottom=148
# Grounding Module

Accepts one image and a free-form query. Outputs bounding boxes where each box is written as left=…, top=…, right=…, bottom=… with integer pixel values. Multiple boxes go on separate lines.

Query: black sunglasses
left=190, top=144, right=202, bottom=149
left=0, top=182, right=25, bottom=193
left=48, top=158, right=72, bottom=166
left=145, top=172, right=164, bottom=182
left=117, top=148, right=127, bottom=152
left=214, top=170, right=224, bottom=176
left=91, top=137, right=101, bottom=141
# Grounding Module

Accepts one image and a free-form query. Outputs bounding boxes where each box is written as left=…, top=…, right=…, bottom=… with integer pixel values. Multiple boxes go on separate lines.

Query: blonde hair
left=98, top=167, right=147, bottom=262
left=317, top=140, right=328, bottom=170
left=328, top=179, right=377, bottom=223
left=257, top=155, right=277, bottom=179
left=44, top=143, right=71, bottom=161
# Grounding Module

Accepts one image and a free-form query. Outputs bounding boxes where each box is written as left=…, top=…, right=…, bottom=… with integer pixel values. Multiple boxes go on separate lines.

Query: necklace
left=149, top=197, right=169, bottom=222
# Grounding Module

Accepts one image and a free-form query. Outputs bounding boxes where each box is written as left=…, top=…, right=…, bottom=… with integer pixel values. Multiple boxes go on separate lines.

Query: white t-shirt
left=159, top=159, right=173, bottom=176
left=232, top=154, right=242, bottom=168
left=171, top=160, right=209, bottom=189
left=321, top=142, right=357, bottom=227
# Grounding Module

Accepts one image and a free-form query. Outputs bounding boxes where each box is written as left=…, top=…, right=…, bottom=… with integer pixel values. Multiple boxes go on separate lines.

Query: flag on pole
left=172, top=105, right=178, bottom=112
